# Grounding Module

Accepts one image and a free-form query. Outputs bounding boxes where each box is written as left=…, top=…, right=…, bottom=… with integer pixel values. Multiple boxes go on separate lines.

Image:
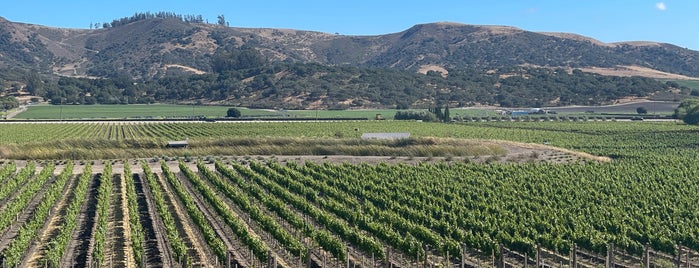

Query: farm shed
left=361, top=132, right=410, bottom=140
left=166, top=140, right=189, bottom=148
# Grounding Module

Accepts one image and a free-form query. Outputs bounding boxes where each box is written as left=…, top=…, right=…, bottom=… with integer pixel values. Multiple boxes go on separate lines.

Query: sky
left=2, top=0, right=698, bottom=50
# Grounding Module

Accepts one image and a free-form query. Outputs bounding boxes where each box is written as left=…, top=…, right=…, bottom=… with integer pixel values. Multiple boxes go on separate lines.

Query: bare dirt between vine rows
left=104, top=173, right=130, bottom=267
left=133, top=172, right=172, bottom=267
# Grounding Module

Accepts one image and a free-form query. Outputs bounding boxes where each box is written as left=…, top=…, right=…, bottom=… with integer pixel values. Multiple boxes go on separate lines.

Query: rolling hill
left=1, top=14, right=698, bottom=108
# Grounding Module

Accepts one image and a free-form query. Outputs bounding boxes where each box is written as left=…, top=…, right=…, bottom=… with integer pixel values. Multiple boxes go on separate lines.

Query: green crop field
left=0, top=120, right=697, bottom=267
left=15, top=103, right=675, bottom=121
left=0, top=120, right=693, bottom=156
left=675, top=80, right=699, bottom=90
left=12, top=104, right=286, bottom=119
left=12, top=104, right=498, bottom=120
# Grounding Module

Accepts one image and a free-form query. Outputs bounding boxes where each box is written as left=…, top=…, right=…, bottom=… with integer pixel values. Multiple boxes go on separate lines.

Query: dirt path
left=4, top=106, right=27, bottom=119
left=119, top=173, right=136, bottom=268
left=104, top=173, right=131, bottom=267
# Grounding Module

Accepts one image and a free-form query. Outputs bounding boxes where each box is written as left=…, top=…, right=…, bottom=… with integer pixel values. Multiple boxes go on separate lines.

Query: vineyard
left=0, top=121, right=697, bottom=267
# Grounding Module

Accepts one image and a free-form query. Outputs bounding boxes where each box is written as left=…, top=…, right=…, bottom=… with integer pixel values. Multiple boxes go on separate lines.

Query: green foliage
left=180, top=161, right=270, bottom=262
left=1, top=162, right=69, bottom=267
left=212, top=46, right=264, bottom=73
left=226, top=107, right=241, bottom=118
left=636, top=106, right=647, bottom=114
left=92, top=162, right=113, bottom=266
left=208, top=160, right=346, bottom=259
left=443, top=105, right=450, bottom=122
left=216, top=15, right=227, bottom=26
left=14, top=104, right=243, bottom=120
left=123, top=162, right=145, bottom=267
left=185, top=160, right=302, bottom=260
left=45, top=163, right=91, bottom=266
left=674, top=98, right=699, bottom=125
left=394, top=111, right=437, bottom=121
left=0, top=162, right=36, bottom=205
left=140, top=162, right=189, bottom=263
left=14, top=63, right=677, bottom=108
left=165, top=162, right=227, bottom=262
left=0, top=96, right=19, bottom=110
left=2, top=120, right=699, bottom=265
left=104, top=12, right=204, bottom=28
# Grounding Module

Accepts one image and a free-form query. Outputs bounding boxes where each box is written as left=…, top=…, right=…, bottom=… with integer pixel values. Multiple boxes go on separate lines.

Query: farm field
left=12, top=104, right=279, bottom=120
left=0, top=120, right=697, bottom=267
left=13, top=104, right=494, bottom=120
left=675, top=80, right=699, bottom=90
left=11, top=101, right=678, bottom=120
left=544, top=100, right=679, bottom=114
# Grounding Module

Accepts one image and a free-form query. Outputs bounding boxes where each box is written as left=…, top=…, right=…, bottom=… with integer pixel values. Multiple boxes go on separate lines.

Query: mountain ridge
left=0, top=16, right=697, bottom=109
left=1, top=16, right=698, bottom=80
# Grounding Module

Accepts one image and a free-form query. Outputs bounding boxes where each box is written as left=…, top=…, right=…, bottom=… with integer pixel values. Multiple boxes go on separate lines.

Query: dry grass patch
left=0, top=137, right=608, bottom=164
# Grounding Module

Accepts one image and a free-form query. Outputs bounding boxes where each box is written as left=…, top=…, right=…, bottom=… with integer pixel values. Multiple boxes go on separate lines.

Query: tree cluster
left=674, top=98, right=699, bottom=125
left=226, top=107, right=241, bottom=118
left=393, top=111, right=438, bottom=121
left=102, top=12, right=205, bottom=28
left=0, top=96, right=19, bottom=110
left=429, top=105, right=450, bottom=122
left=1, top=49, right=684, bottom=109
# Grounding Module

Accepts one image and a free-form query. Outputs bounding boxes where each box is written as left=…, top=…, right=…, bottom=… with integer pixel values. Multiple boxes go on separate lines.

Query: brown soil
left=104, top=173, right=130, bottom=267
left=132, top=172, right=172, bottom=267
left=162, top=64, right=206, bottom=75
left=118, top=173, right=136, bottom=268
left=417, top=64, right=448, bottom=77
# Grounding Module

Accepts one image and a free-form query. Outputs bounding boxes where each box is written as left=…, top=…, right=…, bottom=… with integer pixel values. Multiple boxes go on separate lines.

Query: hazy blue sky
left=3, top=0, right=698, bottom=50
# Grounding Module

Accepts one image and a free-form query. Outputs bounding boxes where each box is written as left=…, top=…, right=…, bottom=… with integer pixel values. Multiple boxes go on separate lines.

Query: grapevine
left=44, top=163, right=92, bottom=267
